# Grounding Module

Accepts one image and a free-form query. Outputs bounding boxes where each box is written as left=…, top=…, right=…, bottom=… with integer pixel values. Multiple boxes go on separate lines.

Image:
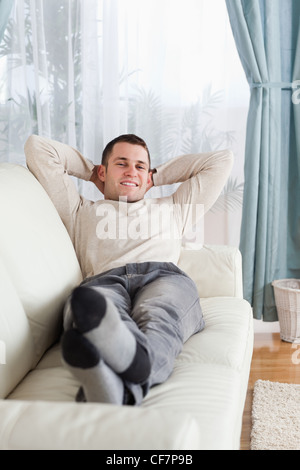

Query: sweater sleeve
left=152, top=149, right=234, bottom=235
left=24, top=135, right=94, bottom=241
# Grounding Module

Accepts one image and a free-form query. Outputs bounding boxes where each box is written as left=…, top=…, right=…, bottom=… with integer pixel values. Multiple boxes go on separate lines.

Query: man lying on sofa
left=25, top=134, right=233, bottom=406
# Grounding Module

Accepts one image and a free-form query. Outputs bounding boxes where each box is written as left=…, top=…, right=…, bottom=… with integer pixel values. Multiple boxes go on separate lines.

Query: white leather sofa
left=0, top=162, right=253, bottom=450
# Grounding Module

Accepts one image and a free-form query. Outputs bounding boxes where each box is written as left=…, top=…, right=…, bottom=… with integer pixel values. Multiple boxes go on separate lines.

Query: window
left=0, top=0, right=249, bottom=245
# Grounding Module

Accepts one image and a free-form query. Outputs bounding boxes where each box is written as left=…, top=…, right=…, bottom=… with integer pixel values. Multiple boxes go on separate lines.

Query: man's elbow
left=24, top=135, right=43, bottom=166
left=224, top=149, right=234, bottom=163
left=217, top=149, right=234, bottom=172
left=24, top=134, right=39, bottom=152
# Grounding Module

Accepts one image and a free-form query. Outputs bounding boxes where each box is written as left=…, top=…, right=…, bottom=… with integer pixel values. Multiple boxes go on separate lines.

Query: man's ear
left=97, top=164, right=106, bottom=182
left=146, top=170, right=154, bottom=192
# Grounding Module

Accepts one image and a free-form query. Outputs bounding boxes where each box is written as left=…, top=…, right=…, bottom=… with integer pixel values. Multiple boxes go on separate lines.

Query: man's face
left=98, top=142, right=152, bottom=202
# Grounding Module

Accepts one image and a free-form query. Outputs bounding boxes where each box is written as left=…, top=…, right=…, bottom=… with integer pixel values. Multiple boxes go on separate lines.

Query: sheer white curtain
left=0, top=0, right=249, bottom=246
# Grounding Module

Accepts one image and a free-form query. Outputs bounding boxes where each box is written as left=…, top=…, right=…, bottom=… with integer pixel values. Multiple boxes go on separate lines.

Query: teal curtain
left=0, top=0, right=14, bottom=42
left=226, top=0, right=300, bottom=321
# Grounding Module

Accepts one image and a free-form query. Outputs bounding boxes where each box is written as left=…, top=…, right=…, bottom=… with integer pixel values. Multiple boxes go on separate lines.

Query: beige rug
left=251, top=380, right=300, bottom=450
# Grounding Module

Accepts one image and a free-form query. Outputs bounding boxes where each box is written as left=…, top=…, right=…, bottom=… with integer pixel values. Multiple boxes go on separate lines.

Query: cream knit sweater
left=25, top=135, right=233, bottom=279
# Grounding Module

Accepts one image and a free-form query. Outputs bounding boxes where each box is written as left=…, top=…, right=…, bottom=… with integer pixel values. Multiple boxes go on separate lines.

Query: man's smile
left=120, top=180, right=139, bottom=187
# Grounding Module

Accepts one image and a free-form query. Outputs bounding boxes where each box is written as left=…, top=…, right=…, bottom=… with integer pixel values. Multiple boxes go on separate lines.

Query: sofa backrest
left=178, top=244, right=243, bottom=299
left=0, top=163, right=82, bottom=398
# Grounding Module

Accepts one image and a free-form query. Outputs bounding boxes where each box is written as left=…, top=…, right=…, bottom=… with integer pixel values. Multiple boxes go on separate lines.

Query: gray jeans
left=64, top=262, right=205, bottom=404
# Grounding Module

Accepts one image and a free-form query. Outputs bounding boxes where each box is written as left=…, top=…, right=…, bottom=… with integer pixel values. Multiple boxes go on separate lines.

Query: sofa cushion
left=0, top=259, right=35, bottom=398
left=8, top=297, right=252, bottom=400
left=176, top=297, right=252, bottom=371
left=178, top=245, right=243, bottom=298
left=0, top=163, right=82, bottom=392
left=7, top=296, right=253, bottom=449
left=0, top=399, right=200, bottom=450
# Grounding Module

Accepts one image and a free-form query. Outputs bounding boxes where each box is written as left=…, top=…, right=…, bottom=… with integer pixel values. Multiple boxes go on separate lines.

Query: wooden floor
left=240, top=332, right=300, bottom=450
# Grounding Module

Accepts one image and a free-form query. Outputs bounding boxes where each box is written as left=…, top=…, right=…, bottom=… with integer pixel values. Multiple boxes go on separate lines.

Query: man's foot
left=61, top=328, right=124, bottom=404
left=70, top=286, right=151, bottom=384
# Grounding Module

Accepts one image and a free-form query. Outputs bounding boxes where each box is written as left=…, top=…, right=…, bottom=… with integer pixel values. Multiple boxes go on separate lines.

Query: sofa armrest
left=0, top=399, right=200, bottom=450
left=178, top=245, right=243, bottom=299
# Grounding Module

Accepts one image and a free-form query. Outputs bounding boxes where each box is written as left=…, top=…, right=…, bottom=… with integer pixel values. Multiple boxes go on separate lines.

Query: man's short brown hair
left=102, top=134, right=151, bottom=169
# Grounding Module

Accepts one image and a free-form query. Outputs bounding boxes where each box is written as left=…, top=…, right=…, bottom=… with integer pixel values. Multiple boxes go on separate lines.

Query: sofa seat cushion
left=8, top=297, right=252, bottom=402
left=7, top=296, right=252, bottom=449
left=0, top=398, right=200, bottom=450
left=177, top=297, right=253, bottom=371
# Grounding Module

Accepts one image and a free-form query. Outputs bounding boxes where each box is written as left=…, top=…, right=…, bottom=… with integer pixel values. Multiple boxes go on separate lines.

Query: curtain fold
left=0, top=0, right=14, bottom=42
left=226, top=0, right=300, bottom=321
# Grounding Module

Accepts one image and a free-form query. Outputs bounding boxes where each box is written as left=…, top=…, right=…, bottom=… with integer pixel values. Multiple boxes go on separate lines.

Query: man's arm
left=152, top=150, right=234, bottom=236
left=25, top=135, right=95, bottom=240
left=152, top=150, right=234, bottom=212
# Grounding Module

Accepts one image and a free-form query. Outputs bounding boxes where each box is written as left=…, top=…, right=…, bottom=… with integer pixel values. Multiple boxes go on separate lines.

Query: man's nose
left=125, top=164, right=137, bottom=176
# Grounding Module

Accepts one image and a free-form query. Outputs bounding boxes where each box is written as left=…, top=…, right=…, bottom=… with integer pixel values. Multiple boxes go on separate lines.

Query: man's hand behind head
left=90, top=165, right=105, bottom=195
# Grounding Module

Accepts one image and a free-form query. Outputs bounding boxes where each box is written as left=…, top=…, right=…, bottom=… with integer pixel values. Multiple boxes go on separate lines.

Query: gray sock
left=61, top=329, right=124, bottom=404
left=71, top=286, right=151, bottom=384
